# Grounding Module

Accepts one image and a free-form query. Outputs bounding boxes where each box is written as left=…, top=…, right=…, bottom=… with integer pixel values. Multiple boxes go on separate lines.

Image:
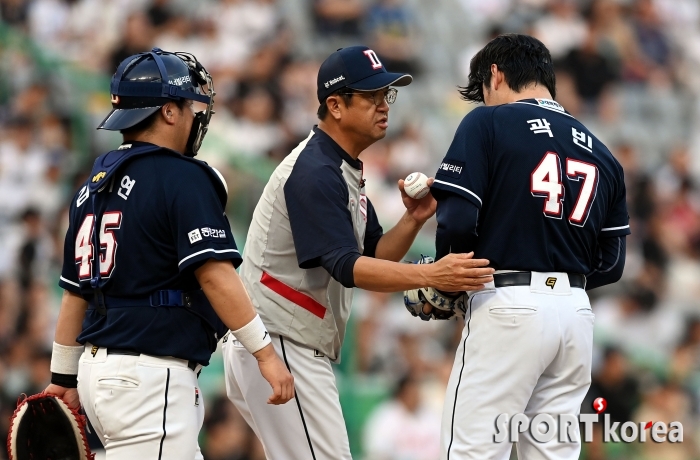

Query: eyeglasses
left=343, top=87, right=398, bottom=106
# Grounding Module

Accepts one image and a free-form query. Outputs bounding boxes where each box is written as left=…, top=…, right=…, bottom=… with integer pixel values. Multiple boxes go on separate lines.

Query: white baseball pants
left=223, top=333, right=352, bottom=460
left=77, top=345, right=204, bottom=460
left=441, top=274, right=595, bottom=460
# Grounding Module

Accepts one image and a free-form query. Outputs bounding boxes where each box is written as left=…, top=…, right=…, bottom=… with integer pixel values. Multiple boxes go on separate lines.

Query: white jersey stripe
left=601, top=225, right=629, bottom=231
left=178, top=248, right=240, bottom=266
left=433, top=180, right=483, bottom=205
left=60, top=276, right=80, bottom=287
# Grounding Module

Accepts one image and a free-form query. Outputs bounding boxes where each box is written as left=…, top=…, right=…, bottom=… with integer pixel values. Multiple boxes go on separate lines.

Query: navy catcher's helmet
left=98, top=48, right=215, bottom=156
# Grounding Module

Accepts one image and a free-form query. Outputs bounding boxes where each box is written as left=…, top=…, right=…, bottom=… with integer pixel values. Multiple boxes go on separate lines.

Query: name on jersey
left=437, top=160, right=464, bottom=178
left=188, top=227, right=227, bottom=245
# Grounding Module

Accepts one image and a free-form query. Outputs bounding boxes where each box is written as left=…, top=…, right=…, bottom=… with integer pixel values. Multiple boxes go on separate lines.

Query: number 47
left=531, top=152, right=598, bottom=227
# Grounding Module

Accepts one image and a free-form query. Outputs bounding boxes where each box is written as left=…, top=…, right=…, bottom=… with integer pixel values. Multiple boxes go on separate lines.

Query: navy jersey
left=431, top=99, right=630, bottom=274
left=59, top=142, right=242, bottom=364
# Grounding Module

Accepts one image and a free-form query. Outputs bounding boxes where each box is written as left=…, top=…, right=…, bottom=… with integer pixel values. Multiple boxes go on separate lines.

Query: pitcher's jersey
left=240, top=127, right=383, bottom=362
left=58, top=142, right=242, bottom=364
left=431, top=99, right=630, bottom=273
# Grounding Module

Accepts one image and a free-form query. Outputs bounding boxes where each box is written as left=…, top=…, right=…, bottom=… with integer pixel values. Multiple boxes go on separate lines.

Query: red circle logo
left=593, top=397, right=607, bottom=414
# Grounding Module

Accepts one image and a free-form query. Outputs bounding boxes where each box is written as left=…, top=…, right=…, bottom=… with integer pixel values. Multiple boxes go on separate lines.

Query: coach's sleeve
left=169, top=164, right=242, bottom=272
left=363, top=197, right=383, bottom=258
left=285, top=164, right=359, bottom=269
left=600, top=163, right=631, bottom=238
left=431, top=107, right=493, bottom=208
left=58, top=205, right=82, bottom=294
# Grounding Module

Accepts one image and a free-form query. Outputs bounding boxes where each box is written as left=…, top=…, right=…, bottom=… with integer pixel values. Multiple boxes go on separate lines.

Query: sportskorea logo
left=495, top=403, right=683, bottom=444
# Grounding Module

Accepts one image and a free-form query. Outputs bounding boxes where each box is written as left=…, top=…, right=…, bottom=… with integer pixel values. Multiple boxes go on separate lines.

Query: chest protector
left=86, top=143, right=228, bottom=344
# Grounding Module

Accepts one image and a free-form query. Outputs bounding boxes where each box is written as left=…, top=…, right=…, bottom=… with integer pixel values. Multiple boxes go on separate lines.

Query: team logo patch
left=194, top=387, right=200, bottom=406
left=546, top=277, right=557, bottom=289
left=188, top=229, right=202, bottom=244
left=437, top=160, right=465, bottom=179
left=536, top=98, right=565, bottom=113
left=188, top=227, right=227, bottom=246
left=91, top=346, right=99, bottom=357
left=92, top=171, right=106, bottom=183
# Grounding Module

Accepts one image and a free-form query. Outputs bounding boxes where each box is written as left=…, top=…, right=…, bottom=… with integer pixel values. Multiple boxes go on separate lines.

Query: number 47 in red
left=531, top=152, right=598, bottom=227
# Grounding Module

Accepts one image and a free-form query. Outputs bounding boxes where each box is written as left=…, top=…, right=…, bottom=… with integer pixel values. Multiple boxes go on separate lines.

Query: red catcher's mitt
left=7, top=393, right=94, bottom=460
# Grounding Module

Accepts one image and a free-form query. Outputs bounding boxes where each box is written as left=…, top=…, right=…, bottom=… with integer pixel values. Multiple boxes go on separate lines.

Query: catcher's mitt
left=7, top=393, right=94, bottom=460
left=403, top=255, right=465, bottom=321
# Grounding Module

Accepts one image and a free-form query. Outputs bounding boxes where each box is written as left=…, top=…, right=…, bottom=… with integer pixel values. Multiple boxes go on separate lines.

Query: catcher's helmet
left=98, top=48, right=215, bottom=156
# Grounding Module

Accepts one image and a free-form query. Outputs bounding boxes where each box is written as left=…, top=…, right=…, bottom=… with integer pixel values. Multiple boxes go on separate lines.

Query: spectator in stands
left=365, top=0, right=421, bottom=75
left=109, top=12, right=154, bottom=73
left=585, top=347, right=641, bottom=424
left=363, top=373, right=441, bottom=460
left=558, top=26, right=618, bottom=106
left=211, top=84, right=284, bottom=159
left=532, top=0, right=587, bottom=60
left=633, top=0, right=672, bottom=69
left=313, top=0, right=365, bottom=37
left=202, top=395, right=255, bottom=460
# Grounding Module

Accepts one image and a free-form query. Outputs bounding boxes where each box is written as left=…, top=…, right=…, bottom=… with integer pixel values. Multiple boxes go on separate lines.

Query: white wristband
left=232, top=314, right=272, bottom=354
left=50, top=342, right=83, bottom=375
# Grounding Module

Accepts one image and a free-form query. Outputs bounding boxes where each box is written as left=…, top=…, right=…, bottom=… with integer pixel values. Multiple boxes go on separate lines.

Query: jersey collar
left=514, top=98, right=569, bottom=115
left=313, top=126, right=363, bottom=170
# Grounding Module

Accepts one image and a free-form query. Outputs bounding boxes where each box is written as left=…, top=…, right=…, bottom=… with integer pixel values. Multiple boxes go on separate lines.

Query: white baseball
left=404, top=172, right=430, bottom=199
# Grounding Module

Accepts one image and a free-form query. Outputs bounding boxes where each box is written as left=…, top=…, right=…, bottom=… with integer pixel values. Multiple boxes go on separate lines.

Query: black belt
left=493, top=272, right=586, bottom=289
left=107, top=348, right=199, bottom=372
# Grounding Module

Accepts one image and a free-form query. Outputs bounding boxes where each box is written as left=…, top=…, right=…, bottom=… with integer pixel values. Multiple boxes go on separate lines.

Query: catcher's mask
left=98, top=47, right=215, bottom=157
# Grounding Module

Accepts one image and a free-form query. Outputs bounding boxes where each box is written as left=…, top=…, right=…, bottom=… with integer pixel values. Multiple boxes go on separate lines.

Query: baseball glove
left=7, top=393, right=94, bottom=460
left=403, top=255, right=466, bottom=321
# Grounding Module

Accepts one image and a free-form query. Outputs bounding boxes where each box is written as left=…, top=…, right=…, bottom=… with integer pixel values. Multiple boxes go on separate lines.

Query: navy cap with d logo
left=317, top=46, right=413, bottom=102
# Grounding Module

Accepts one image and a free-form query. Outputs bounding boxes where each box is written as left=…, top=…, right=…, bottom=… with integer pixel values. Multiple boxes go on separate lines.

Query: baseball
left=404, top=172, right=430, bottom=199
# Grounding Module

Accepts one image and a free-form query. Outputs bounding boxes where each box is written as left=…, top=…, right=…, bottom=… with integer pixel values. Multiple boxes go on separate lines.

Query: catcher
left=12, top=49, right=293, bottom=460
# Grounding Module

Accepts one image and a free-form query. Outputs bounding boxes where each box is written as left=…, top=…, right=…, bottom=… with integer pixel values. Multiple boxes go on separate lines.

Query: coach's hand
left=398, top=177, right=436, bottom=225
left=426, top=252, right=494, bottom=292
left=43, top=384, right=80, bottom=410
left=254, top=345, right=295, bottom=405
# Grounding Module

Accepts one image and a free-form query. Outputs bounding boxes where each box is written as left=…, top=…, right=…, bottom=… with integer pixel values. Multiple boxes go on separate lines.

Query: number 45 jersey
left=430, top=98, right=630, bottom=274
left=58, top=142, right=242, bottom=365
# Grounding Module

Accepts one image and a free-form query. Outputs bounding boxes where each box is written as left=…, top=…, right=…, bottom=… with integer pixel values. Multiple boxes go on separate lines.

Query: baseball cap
left=317, top=46, right=413, bottom=103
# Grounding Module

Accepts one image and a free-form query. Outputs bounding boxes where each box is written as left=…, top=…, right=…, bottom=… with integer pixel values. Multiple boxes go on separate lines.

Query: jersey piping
left=433, top=180, right=482, bottom=205
left=178, top=248, right=240, bottom=266
left=601, top=225, right=629, bottom=231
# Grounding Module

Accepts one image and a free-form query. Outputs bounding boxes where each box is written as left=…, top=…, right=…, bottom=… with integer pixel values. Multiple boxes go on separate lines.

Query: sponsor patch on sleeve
left=188, top=227, right=228, bottom=246
left=436, top=160, right=465, bottom=179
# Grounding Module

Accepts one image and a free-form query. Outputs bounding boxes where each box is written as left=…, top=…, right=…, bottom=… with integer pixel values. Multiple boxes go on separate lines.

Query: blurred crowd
left=2, top=0, right=700, bottom=458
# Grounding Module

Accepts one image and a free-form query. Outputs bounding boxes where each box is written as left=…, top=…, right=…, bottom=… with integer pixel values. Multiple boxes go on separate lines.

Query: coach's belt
left=107, top=348, right=199, bottom=372
left=493, top=272, right=586, bottom=289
